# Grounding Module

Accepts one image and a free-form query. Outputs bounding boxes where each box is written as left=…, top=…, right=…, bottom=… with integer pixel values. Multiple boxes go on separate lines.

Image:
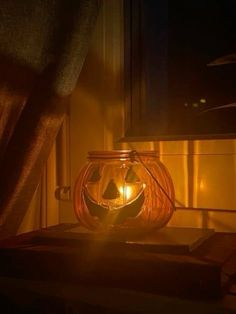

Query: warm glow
left=119, top=185, right=133, bottom=201
left=199, top=179, right=206, bottom=191
left=118, top=183, right=146, bottom=202
left=74, top=150, right=175, bottom=231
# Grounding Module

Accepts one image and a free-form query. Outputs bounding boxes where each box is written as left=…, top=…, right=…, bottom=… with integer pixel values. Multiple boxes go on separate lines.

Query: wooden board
left=0, top=224, right=236, bottom=299
left=36, top=226, right=215, bottom=254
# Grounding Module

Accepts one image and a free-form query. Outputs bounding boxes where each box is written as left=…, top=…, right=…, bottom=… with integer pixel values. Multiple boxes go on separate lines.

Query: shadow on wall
left=71, top=49, right=125, bottom=151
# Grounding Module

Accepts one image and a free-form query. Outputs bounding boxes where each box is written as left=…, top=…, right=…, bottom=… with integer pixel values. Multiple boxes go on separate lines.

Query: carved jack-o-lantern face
left=83, top=162, right=146, bottom=225
left=73, top=151, right=175, bottom=231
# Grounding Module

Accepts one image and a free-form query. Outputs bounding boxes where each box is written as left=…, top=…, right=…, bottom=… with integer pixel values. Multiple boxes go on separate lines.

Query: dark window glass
left=125, top=0, right=236, bottom=140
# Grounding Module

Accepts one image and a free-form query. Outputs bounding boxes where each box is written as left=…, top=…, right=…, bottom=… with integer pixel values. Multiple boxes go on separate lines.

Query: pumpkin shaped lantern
left=74, top=150, right=175, bottom=232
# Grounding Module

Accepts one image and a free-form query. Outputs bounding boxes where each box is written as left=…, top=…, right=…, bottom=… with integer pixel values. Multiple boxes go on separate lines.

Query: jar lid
left=88, top=150, right=159, bottom=160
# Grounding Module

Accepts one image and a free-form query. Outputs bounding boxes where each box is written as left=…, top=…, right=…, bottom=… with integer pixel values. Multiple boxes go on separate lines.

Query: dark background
left=125, top=0, right=236, bottom=139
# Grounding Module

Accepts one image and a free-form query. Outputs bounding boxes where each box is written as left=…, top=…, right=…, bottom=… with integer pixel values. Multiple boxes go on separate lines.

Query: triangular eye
left=102, top=179, right=120, bottom=199
left=88, top=166, right=101, bottom=182
left=125, top=166, right=140, bottom=183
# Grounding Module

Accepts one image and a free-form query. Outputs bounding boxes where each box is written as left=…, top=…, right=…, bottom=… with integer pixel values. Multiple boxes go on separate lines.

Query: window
left=124, top=0, right=236, bottom=140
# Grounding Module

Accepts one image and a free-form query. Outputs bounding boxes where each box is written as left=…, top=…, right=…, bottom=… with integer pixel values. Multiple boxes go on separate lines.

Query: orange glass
left=73, top=150, right=175, bottom=232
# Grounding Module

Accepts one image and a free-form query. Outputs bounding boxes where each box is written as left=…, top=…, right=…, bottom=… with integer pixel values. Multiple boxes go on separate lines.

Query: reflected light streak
left=119, top=185, right=133, bottom=201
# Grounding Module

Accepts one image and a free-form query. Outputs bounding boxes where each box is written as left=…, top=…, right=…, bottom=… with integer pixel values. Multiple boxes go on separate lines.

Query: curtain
left=0, top=0, right=101, bottom=238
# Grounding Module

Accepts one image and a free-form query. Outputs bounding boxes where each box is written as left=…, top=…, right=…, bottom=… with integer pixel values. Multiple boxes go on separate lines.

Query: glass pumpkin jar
left=73, top=150, right=175, bottom=233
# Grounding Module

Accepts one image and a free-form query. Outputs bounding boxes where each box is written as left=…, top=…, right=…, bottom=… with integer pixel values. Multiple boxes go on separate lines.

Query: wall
left=18, top=142, right=59, bottom=233
left=121, top=140, right=236, bottom=232
left=58, top=0, right=125, bottom=222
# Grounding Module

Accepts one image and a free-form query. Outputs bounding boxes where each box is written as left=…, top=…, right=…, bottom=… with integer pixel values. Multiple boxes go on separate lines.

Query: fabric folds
left=0, top=0, right=101, bottom=237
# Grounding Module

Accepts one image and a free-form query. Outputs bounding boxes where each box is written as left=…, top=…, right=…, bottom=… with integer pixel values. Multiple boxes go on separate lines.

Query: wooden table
left=0, top=224, right=236, bottom=312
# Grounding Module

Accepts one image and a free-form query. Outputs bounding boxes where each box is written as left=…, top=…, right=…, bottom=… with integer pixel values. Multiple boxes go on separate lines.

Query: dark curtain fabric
left=0, top=0, right=101, bottom=238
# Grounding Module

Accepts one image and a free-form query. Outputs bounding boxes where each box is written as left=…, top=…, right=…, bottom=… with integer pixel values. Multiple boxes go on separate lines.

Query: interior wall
left=59, top=0, right=125, bottom=222
left=121, top=140, right=236, bottom=232
left=18, top=142, right=59, bottom=234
